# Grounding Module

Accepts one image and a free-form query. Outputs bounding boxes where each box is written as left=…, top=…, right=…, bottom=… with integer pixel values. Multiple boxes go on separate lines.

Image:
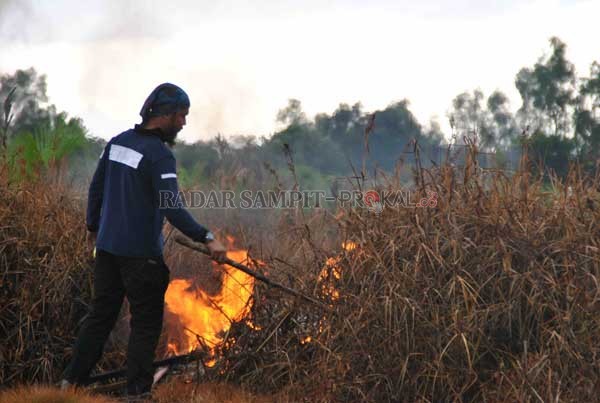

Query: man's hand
left=206, top=239, right=227, bottom=264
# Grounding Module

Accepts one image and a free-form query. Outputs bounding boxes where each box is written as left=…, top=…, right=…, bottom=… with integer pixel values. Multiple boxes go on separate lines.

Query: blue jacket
left=87, top=126, right=210, bottom=257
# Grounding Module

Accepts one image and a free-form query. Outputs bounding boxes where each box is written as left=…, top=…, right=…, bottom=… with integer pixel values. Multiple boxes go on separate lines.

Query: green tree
left=487, top=90, right=518, bottom=146
left=528, top=131, right=576, bottom=178
left=449, top=89, right=517, bottom=150
left=450, top=90, right=490, bottom=147
left=0, top=67, right=56, bottom=136
left=370, top=100, right=429, bottom=168
left=515, top=37, right=577, bottom=137
left=265, top=120, right=346, bottom=175
left=574, top=61, right=600, bottom=163
left=8, top=112, right=88, bottom=182
left=328, top=102, right=363, bottom=146
left=0, top=68, right=96, bottom=183
left=1, top=87, right=15, bottom=152
left=276, top=99, right=308, bottom=127
left=269, top=99, right=442, bottom=174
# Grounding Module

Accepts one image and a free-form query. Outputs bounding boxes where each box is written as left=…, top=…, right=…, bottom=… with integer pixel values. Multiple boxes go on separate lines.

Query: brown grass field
left=0, top=386, right=115, bottom=403
left=2, top=145, right=600, bottom=402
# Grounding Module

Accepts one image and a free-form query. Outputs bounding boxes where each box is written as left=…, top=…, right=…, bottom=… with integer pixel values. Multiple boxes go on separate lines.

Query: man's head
left=139, top=83, right=190, bottom=145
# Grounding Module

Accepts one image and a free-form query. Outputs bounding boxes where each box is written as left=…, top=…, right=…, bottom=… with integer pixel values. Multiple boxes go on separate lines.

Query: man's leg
left=120, top=256, right=169, bottom=396
left=63, top=249, right=125, bottom=384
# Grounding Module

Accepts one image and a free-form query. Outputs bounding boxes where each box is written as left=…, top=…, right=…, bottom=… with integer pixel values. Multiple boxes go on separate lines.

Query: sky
left=0, top=0, right=599, bottom=143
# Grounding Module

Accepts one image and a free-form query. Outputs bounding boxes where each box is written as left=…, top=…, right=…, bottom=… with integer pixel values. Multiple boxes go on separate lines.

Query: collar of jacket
left=134, top=124, right=170, bottom=143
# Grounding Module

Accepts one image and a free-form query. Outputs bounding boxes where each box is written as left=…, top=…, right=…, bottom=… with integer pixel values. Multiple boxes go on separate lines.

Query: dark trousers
left=63, top=249, right=170, bottom=395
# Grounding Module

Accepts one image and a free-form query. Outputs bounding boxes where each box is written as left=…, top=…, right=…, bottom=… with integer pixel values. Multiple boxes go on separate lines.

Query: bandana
left=139, top=83, right=190, bottom=120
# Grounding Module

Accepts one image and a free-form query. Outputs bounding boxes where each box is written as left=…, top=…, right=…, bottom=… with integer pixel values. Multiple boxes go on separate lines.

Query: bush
left=215, top=147, right=600, bottom=402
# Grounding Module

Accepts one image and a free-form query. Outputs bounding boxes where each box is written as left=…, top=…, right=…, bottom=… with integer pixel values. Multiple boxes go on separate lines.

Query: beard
left=160, top=125, right=180, bottom=146
left=160, top=116, right=182, bottom=146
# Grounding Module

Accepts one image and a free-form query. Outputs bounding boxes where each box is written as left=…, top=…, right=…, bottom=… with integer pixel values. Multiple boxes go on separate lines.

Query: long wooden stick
left=175, top=236, right=330, bottom=310
left=86, top=351, right=204, bottom=384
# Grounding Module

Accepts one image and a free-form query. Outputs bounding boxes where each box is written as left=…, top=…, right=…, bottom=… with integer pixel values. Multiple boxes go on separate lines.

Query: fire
left=164, top=237, right=258, bottom=357
left=300, top=241, right=358, bottom=345
left=165, top=237, right=357, bottom=354
left=318, top=241, right=357, bottom=301
left=342, top=241, right=357, bottom=252
left=167, top=342, right=178, bottom=355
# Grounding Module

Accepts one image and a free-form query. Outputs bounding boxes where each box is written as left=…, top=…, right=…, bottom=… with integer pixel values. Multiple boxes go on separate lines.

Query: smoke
left=0, top=0, right=276, bottom=141
left=0, top=0, right=171, bottom=43
left=3, top=0, right=596, bottom=144
left=0, top=0, right=39, bottom=42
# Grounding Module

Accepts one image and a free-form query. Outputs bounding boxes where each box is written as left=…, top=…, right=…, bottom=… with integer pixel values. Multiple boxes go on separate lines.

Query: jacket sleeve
left=152, top=156, right=210, bottom=243
left=86, top=145, right=108, bottom=232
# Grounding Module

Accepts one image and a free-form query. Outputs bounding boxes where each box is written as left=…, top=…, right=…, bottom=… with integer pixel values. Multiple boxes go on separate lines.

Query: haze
left=1, top=0, right=598, bottom=142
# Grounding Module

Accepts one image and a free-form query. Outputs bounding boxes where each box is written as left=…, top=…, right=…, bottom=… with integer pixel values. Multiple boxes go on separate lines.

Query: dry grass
left=211, top=147, right=600, bottom=402
left=153, top=380, right=272, bottom=403
left=0, top=172, right=124, bottom=385
left=0, top=381, right=270, bottom=403
left=3, top=143, right=600, bottom=402
left=0, top=386, right=116, bottom=403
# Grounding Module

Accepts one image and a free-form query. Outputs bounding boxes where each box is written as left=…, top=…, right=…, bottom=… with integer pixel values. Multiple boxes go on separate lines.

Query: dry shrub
left=214, top=149, right=600, bottom=402
left=153, top=380, right=272, bottom=403
left=0, top=385, right=116, bottom=403
left=4, top=142, right=600, bottom=402
left=0, top=173, right=122, bottom=385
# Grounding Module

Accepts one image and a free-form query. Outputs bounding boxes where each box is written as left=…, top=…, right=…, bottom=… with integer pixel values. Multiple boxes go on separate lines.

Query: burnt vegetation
left=210, top=148, right=600, bottom=401
left=1, top=37, right=600, bottom=402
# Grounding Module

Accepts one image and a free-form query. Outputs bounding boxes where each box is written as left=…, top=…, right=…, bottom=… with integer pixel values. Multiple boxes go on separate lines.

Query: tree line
left=1, top=37, right=599, bottom=188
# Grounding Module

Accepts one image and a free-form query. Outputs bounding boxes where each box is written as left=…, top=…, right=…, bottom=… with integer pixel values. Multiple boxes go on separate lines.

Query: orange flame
left=318, top=242, right=356, bottom=301
left=164, top=238, right=257, bottom=357
left=342, top=241, right=357, bottom=252
left=300, top=241, right=357, bottom=345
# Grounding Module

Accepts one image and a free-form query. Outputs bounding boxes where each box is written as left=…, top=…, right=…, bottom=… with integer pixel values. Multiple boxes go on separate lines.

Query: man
left=62, top=83, right=226, bottom=399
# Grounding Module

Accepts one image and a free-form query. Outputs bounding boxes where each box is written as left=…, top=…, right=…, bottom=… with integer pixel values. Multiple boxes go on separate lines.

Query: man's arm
left=152, top=156, right=226, bottom=261
left=86, top=146, right=108, bottom=232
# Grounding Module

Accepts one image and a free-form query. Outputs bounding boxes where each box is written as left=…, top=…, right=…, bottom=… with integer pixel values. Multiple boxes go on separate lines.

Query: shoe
left=59, top=379, right=74, bottom=391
